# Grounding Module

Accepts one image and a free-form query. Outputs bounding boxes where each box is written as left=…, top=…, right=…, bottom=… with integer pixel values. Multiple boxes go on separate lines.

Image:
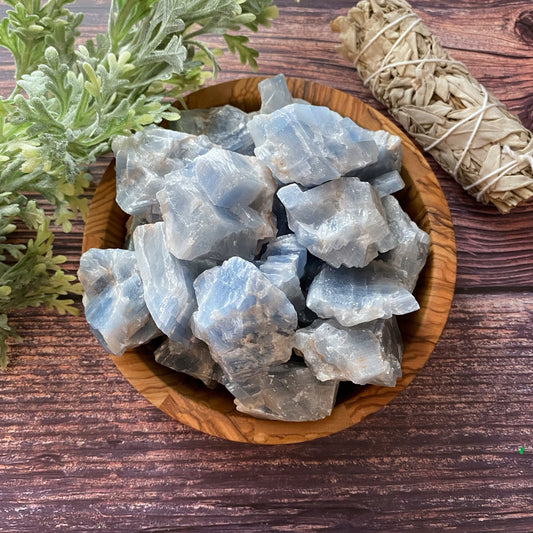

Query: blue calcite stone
left=248, top=103, right=379, bottom=186
left=261, top=234, right=307, bottom=278
left=257, top=235, right=307, bottom=310
left=306, top=261, right=419, bottom=327
left=225, top=362, right=339, bottom=421
left=351, top=130, right=402, bottom=181
left=154, top=337, right=219, bottom=388
left=381, top=195, right=431, bottom=291
left=157, top=148, right=276, bottom=262
left=362, top=170, right=405, bottom=197
left=294, top=318, right=403, bottom=387
left=258, top=74, right=294, bottom=114
left=170, top=104, right=255, bottom=155
left=191, top=257, right=298, bottom=383
left=78, top=248, right=159, bottom=356
left=277, top=178, right=396, bottom=268
left=133, top=222, right=200, bottom=341
left=113, top=127, right=214, bottom=215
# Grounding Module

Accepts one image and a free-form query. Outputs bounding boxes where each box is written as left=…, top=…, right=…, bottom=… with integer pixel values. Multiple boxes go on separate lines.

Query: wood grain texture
left=1, top=0, right=533, bottom=530
left=82, top=77, right=456, bottom=444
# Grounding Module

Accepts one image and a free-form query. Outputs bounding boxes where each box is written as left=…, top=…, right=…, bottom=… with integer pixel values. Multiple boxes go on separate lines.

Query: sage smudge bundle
left=331, top=0, right=533, bottom=214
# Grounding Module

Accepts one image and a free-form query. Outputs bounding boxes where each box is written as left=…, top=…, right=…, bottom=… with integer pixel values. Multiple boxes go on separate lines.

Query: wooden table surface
left=1, top=1, right=533, bottom=531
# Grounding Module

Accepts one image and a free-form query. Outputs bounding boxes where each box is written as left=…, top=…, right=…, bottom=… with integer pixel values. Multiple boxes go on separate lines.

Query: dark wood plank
left=1, top=294, right=533, bottom=532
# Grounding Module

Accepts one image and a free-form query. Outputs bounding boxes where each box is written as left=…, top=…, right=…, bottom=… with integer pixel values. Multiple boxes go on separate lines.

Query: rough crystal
left=381, top=195, right=431, bottom=291
left=224, top=362, right=339, bottom=421
left=363, top=170, right=405, bottom=197
left=277, top=178, right=396, bottom=268
left=248, top=103, right=379, bottom=186
left=170, top=104, right=255, bottom=155
left=157, top=149, right=275, bottom=262
left=306, top=261, right=419, bottom=327
left=154, top=337, right=219, bottom=388
left=133, top=222, right=199, bottom=341
left=257, top=235, right=307, bottom=311
left=294, top=318, right=403, bottom=386
left=258, top=74, right=293, bottom=114
left=78, top=248, right=159, bottom=355
left=113, top=127, right=214, bottom=215
left=351, top=129, right=402, bottom=180
left=191, top=257, right=297, bottom=383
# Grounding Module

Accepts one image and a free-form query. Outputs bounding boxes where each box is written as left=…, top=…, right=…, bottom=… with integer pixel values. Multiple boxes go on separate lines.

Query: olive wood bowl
left=82, top=77, right=456, bottom=445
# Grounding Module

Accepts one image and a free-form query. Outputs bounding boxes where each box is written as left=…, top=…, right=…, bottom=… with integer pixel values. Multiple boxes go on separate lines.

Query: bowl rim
left=82, top=76, right=457, bottom=445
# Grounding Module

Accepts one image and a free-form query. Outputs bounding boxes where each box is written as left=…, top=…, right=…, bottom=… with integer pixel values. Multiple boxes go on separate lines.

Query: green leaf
left=223, top=33, right=259, bottom=70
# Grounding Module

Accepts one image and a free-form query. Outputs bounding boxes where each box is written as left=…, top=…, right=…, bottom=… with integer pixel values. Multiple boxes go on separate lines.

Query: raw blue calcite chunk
left=248, top=103, right=379, bottom=186
left=157, top=149, right=276, bottom=262
left=349, top=129, right=402, bottom=180
left=112, top=127, right=214, bottom=215
left=381, top=195, right=431, bottom=291
left=363, top=170, right=405, bottom=198
left=258, top=74, right=294, bottom=114
left=294, top=318, right=403, bottom=387
left=78, top=248, right=159, bottom=355
left=170, top=104, right=255, bottom=155
left=224, top=362, right=339, bottom=421
left=154, top=337, right=219, bottom=388
left=191, top=257, right=297, bottom=383
left=277, top=178, right=396, bottom=268
left=261, top=234, right=307, bottom=278
left=133, top=222, right=199, bottom=341
left=306, top=261, right=419, bottom=327
left=257, top=235, right=307, bottom=311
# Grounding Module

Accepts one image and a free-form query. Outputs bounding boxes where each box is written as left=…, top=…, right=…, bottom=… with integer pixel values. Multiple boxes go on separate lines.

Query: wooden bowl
left=82, top=77, right=456, bottom=445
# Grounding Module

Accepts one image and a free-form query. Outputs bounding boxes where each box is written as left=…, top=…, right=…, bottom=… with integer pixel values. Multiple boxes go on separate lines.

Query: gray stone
left=294, top=318, right=403, bottom=386
left=381, top=195, right=431, bottom=291
left=170, top=104, right=255, bottom=155
left=248, top=103, right=379, bottom=186
left=78, top=248, right=159, bottom=356
left=225, top=362, right=339, bottom=421
left=306, top=261, right=419, bottom=327
left=277, top=178, right=396, bottom=268
left=154, top=337, right=219, bottom=388
left=133, top=222, right=199, bottom=341
left=191, top=257, right=297, bottom=383
left=112, top=127, right=214, bottom=215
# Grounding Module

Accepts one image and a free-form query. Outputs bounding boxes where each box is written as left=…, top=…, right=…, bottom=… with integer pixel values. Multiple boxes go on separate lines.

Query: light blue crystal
left=154, top=337, right=219, bottom=388
left=225, top=362, right=339, bottom=421
left=112, top=127, right=214, bottom=215
left=133, top=222, right=200, bottom=341
left=261, top=234, right=307, bottom=278
left=294, top=318, right=403, bottom=387
left=363, top=170, right=405, bottom=197
left=78, top=248, right=159, bottom=355
left=277, top=178, right=396, bottom=268
left=157, top=149, right=276, bottom=262
left=191, top=257, right=297, bottom=383
left=306, top=261, right=419, bottom=327
left=381, top=195, right=431, bottom=291
left=170, top=104, right=255, bottom=155
left=258, top=74, right=293, bottom=114
left=257, top=235, right=307, bottom=311
left=348, top=129, right=402, bottom=180
left=248, top=103, right=379, bottom=186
